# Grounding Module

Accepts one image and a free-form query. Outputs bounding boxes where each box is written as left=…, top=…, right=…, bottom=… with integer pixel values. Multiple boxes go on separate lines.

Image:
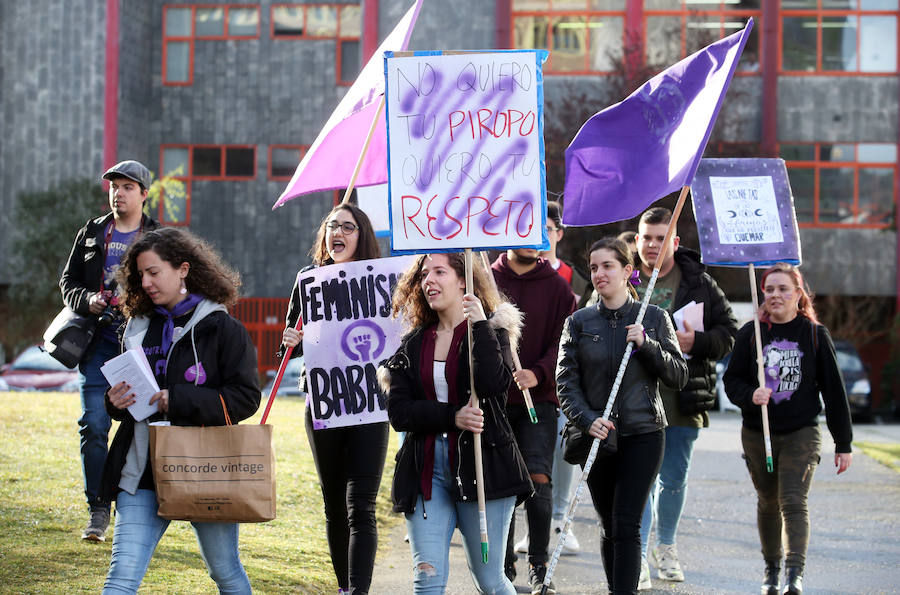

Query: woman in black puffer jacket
left=557, top=237, right=687, bottom=594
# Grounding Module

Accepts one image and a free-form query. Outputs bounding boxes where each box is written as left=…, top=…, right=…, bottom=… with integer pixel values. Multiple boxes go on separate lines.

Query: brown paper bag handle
left=220, top=395, right=233, bottom=426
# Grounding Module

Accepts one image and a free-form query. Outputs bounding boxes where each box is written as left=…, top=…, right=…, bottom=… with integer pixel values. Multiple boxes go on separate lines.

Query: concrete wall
left=148, top=0, right=343, bottom=298
left=0, top=0, right=108, bottom=284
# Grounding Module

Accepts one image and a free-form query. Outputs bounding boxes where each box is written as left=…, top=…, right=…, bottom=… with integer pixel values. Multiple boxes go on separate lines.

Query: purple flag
left=563, top=19, right=753, bottom=227
left=273, top=0, right=423, bottom=209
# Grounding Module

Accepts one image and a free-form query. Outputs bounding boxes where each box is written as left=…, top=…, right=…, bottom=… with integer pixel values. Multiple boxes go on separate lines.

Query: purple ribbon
left=629, top=270, right=641, bottom=287
left=154, top=293, right=204, bottom=369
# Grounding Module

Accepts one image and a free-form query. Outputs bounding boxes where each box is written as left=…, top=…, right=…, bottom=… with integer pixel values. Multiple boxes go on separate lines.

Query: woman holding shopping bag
left=101, top=227, right=260, bottom=593
left=723, top=263, right=852, bottom=595
left=556, top=237, right=687, bottom=594
left=378, top=252, right=532, bottom=594
left=279, top=203, right=387, bottom=595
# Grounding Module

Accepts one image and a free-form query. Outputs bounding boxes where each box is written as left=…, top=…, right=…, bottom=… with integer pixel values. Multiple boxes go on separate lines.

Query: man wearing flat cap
left=59, top=160, right=159, bottom=541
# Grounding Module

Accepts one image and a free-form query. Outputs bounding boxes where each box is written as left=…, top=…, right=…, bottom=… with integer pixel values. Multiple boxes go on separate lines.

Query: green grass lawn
left=0, top=392, right=400, bottom=594
left=855, top=441, right=900, bottom=473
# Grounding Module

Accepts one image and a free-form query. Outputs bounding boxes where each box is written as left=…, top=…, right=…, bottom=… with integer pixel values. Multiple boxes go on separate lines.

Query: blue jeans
left=405, top=436, right=516, bottom=594
left=103, top=489, right=251, bottom=594
left=640, top=425, right=700, bottom=555
left=78, top=338, right=117, bottom=508
left=551, top=410, right=577, bottom=521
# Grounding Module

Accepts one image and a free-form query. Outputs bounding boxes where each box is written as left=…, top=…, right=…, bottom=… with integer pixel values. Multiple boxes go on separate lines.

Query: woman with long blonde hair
left=380, top=252, right=533, bottom=594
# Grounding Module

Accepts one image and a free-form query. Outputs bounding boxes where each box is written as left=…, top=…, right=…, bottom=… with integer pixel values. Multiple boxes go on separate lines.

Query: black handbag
left=43, top=306, right=97, bottom=369
left=562, top=417, right=617, bottom=465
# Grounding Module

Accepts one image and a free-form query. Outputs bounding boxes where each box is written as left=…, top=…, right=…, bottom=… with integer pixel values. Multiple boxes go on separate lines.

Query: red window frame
left=780, top=142, right=898, bottom=228
left=511, top=1, right=629, bottom=75
left=268, top=144, right=309, bottom=181
left=643, top=1, right=762, bottom=77
left=162, top=4, right=261, bottom=85
left=270, top=3, right=362, bottom=86
left=780, top=3, right=898, bottom=75
left=158, top=144, right=259, bottom=224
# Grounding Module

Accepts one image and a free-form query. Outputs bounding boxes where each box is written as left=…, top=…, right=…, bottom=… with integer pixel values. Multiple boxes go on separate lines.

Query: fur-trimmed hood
left=377, top=301, right=523, bottom=394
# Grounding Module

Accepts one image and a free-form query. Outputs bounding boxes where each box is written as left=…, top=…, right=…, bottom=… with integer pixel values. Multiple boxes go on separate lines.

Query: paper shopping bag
left=150, top=423, right=276, bottom=522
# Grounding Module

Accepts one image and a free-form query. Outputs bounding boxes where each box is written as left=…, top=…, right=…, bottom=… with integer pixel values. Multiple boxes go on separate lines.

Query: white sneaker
left=638, top=557, right=652, bottom=591
left=514, top=532, right=529, bottom=553
left=653, top=543, right=685, bottom=582
left=550, top=521, right=581, bottom=555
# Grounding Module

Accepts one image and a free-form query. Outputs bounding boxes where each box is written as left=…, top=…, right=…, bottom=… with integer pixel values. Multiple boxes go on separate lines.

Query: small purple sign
left=691, top=158, right=801, bottom=267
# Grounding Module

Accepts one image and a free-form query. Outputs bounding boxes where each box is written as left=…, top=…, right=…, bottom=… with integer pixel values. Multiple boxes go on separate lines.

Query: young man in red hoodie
left=493, top=247, right=576, bottom=594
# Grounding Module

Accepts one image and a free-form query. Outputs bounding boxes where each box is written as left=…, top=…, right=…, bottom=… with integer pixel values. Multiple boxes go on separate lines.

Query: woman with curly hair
left=279, top=203, right=387, bottom=595
left=724, top=263, right=852, bottom=595
left=379, top=252, right=533, bottom=594
left=101, top=227, right=260, bottom=594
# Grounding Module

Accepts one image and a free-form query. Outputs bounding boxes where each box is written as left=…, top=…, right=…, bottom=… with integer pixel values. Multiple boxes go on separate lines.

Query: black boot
left=761, top=564, right=780, bottom=595
left=782, top=567, right=802, bottom=595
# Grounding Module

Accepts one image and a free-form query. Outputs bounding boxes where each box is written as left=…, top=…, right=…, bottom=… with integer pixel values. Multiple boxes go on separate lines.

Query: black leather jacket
left=557, top=296, right=688, bottom=437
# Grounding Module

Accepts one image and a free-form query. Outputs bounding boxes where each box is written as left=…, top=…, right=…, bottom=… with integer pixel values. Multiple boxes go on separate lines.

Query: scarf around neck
left=153, top=293, right=204, bottom=357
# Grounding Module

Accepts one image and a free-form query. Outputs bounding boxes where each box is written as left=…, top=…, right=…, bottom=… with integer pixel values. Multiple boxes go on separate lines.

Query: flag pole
left=260, top=318, right=302, bottom=425
left=479, top=251, right=538, bottom=424
left=748, top=263, right=774, bottom=472
left=340, top=95, right=387, bottom=205
left=542, top=185, right=690, bottom=594
left=465, top=248, right=490, bottom=564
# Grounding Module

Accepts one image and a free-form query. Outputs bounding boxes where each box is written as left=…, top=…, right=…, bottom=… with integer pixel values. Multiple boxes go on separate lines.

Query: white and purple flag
left=563, top=19, right=754, bottom=226
left=272, top=0, right=423, bottom=209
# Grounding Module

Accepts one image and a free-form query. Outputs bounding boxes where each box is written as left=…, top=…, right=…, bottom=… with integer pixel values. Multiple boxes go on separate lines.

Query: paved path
left=370, top=412, right=900, bottom=594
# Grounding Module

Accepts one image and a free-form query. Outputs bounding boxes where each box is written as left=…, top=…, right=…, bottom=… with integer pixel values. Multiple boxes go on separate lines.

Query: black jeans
left=305, top=408, right=389, bottom=594
left=505, top=401, right=558, bottom=567
left=586, top=429, right=664, bottom=595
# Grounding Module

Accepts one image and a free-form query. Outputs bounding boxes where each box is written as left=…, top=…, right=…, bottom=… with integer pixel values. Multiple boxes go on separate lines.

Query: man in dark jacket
left=59, top=160, right=159, bottom=541
left=492, top=248, right=576, bottom=594
left=634, top=207, right=738, bottom=588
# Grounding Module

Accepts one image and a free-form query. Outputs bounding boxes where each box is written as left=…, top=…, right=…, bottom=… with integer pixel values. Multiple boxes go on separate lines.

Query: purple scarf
left=154, top=293, right=204, bottom=359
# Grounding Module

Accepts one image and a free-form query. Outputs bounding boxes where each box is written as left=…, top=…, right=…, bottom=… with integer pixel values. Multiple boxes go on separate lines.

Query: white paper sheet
left=101, top=348, right=161, bottom=422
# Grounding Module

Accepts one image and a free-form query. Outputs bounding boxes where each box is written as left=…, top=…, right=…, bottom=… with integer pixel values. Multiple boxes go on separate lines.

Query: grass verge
left=0, top=392, right=399, bottom=594
left=854, top=441, right=900, bottom=473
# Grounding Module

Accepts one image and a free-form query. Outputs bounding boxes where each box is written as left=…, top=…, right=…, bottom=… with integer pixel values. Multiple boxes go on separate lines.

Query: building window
left=780, top=142, right=897, bottom=227
left=271, top=4, right=362, bottom=84
left=511, top=0, right=627, bottom=74
left=269, top=145, right=308, bottom=180
left=645, top=1, right=761, bottom=73
left=159, top=145, right=258, bottom=224
left=163, top=5, right=261, bottom=85
left=781, top=1, right=898, bottom=73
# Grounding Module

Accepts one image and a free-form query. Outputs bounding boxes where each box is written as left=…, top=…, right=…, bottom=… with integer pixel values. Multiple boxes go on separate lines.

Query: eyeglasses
left=325, top=221, right=359, bottom=234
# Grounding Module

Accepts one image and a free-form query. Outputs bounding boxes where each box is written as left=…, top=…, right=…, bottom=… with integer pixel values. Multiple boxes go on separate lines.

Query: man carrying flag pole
left=543, top=19, right=755, bottom=595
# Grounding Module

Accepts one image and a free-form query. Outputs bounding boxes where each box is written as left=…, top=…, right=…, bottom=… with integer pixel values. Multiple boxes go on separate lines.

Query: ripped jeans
left=640, top=425, right=700, bottom=555
left=405, top=436, right=516, bottom=594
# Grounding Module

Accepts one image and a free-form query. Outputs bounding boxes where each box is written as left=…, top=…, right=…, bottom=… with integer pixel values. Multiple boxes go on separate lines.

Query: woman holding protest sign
left=556, top=237, right=687, bottom=594
left=100, top=227, right=260, bottom=593
left=279, top=203, right=388, bottom=595
left=723, top=263, right=852, bottom=595
left=379, top=252, right=532, bottom=594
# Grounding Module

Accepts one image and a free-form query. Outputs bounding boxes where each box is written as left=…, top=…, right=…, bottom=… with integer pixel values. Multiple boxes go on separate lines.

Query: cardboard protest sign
left=384, top=50, right=549, bottom=254
left=299, top=256, right=414, bottom=429
left=691, top=158, right=801, bottom=266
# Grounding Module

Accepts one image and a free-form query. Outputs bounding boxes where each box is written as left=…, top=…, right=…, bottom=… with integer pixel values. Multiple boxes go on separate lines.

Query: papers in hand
left=101, top=348, right=161, bottom=422
left=672, top=301, right=704, bottom=359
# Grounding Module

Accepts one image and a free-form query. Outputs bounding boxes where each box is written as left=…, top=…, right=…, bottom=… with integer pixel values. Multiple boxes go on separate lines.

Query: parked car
left=833, top=340, right=872, bottom=422
left=262, top=356, right=306, bottom=397
left=0, top=345, right=80, bottom=392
